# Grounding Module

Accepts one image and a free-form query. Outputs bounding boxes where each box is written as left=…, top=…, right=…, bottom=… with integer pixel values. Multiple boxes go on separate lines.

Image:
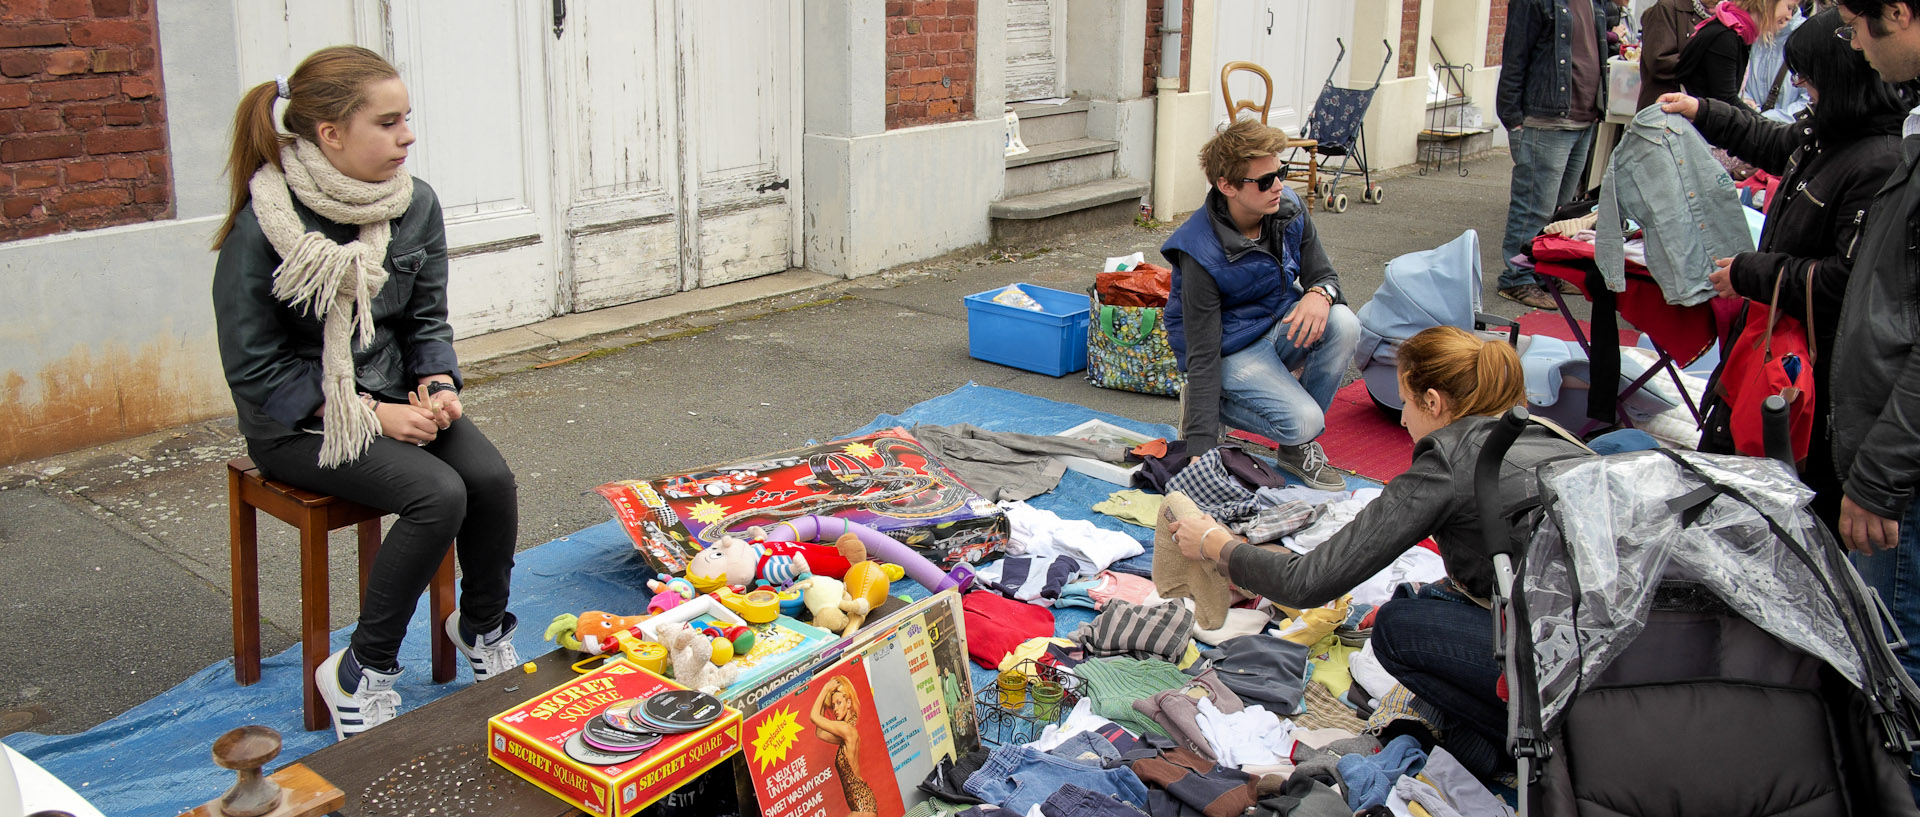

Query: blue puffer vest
left=1160, top=187, right=1307, bottom=369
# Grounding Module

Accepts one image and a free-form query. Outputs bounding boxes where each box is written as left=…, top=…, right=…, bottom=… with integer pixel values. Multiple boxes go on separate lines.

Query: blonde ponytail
left=1398, top=326, right=1527, bottom=419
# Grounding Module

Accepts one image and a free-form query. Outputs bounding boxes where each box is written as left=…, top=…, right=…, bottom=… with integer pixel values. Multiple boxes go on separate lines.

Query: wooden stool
left=227, top=457, right=457, bottom=732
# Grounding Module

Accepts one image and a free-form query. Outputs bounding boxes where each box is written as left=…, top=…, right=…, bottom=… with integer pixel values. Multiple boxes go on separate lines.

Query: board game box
left=487, top=661, right=743, bottom=817
left=595, top=427, right=1008, bottom=574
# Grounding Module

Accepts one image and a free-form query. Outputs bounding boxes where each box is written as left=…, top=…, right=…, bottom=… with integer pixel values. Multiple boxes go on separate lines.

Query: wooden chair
left=1221, top=60, right=1318, bottom=211
left=228, top=457, right=456, bottom=732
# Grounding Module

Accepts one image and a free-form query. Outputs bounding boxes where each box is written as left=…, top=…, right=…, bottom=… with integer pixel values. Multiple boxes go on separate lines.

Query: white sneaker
left=315, top=648, right=401, bottom=742
left=445, top=610, right=520, bottom=681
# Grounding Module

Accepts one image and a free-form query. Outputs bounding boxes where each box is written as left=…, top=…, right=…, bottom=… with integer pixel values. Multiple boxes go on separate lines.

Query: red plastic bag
left=1095, top=263, right=1172, bottom=307
left=1723, top=272, right=1816, bottom=463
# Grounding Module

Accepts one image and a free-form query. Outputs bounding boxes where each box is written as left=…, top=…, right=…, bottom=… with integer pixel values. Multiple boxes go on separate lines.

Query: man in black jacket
left=1495, top=0, right=1612, bottom=310
left=1836, top=0, right=1920, bottom=797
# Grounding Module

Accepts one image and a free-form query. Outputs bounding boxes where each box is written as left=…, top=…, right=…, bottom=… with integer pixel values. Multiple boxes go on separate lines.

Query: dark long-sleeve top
left=1638, top=0, right=1712, bottom=109
left=1213, top=418, right=1587, bottom=605
left=1174, top=189, right=1343, bottom=455
left=212, top=179, right=460, bottom=440
left=1675, top=21, right=1750, bottom=110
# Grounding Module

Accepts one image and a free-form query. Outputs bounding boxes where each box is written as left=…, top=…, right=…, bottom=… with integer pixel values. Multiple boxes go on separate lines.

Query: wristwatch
left=1307, top=283, right=1337, bottom=303
left=426, top=381, right=459, bottom=396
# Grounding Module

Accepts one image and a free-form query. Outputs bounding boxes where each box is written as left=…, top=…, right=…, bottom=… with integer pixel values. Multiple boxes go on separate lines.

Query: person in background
left=1659, top=7, right=1906, bottom=529
left=1159, top=117, right=1358, bottom=492
left=1677, top=0, right=1803, bottom=108
left=1640, top=0, right=1716, bottom=109
left=1496, top=0, right=1612, bottom=311
left=211, top=45, right=522, bottom=741
left=1743, top=5, right=1811, bottom=121
left=1832, top=0, right=1920, bottom=799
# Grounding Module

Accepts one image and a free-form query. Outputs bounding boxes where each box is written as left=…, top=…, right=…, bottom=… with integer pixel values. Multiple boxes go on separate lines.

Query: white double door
left=235, top=0, right=800, bottom=337
left=1210, top=0, right=1352, bottom=137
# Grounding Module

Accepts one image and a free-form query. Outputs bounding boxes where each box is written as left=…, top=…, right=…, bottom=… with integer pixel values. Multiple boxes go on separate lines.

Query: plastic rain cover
left=1521, top=449, right=1863, bottom=727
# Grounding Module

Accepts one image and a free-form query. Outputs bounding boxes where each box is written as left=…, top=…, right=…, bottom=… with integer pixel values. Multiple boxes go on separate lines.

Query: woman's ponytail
left=1398, top=326, right=1527, bottom=419
left=211, top=45, right=399, bottom=250
left=212, top=81, right=287, bottom=249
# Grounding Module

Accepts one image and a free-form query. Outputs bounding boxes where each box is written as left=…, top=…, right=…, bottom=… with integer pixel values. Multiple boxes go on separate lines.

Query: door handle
left=1267, top=8, right=1274, bottom=35
left=552, top=0, right=566, bottom=38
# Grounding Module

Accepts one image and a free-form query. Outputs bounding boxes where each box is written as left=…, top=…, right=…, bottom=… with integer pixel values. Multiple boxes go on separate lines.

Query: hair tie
left=274, top=75, right=290, bottom=100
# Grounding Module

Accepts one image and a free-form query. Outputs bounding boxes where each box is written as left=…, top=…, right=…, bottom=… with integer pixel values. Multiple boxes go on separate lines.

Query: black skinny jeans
left=248, top=416, right=518, bottom=670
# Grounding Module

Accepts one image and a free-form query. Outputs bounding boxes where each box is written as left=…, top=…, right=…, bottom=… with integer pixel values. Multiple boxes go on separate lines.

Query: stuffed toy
left=656, top=621, right=742, bottom=693
left=684, top=533, right=865, bottom=593
left=840, top=560, right=891, bottom=632
left=646, top=576, right=696, bottom=614
left=793, top=575, right=854, bottom=635
left=544, top=610, right=654, bottom=653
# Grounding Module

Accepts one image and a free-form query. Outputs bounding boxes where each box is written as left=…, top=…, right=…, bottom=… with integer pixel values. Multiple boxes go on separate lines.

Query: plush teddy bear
left=840, top=560, right=892, bottom=633
left=793, top=575, right=854, bottom=634
left=656, top=621, right=741, bottom=693
left=683, top=533, right=866, bottom=593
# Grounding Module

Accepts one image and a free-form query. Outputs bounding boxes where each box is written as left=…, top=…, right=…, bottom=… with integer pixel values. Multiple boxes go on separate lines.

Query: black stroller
left=1474, top=406, right=1920, bottom=816
left=1279, top=38, right=1391, bottom=213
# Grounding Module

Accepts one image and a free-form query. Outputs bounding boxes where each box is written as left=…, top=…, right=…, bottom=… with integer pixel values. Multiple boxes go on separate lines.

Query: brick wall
left=1486, top=0, right=1508, bottom=66
left=1, top=0, right=169, bottom=242
left=1143, top=0, right=1194, bottom=97
left=886, top=0, right=976, bottom=129
left=1399, top=0, right=1421, bottom=78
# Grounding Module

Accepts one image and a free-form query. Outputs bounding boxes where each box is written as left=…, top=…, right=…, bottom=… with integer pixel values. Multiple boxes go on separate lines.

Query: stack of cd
left=630, top=690, right=725, bottom=734
left=564, top=699, right=665, bottom=766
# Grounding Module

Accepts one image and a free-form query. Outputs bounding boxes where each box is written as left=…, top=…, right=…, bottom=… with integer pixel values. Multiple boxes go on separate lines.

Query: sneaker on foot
left=315, top=648, right=401, bottom=741
left=1497, top=284, right=1558, bottom=311
left=446, top=610, right=520, bottom=681
left=1547, top=276, right=1581, bottom=296
left=1276, top=441, right=1347, bottom=491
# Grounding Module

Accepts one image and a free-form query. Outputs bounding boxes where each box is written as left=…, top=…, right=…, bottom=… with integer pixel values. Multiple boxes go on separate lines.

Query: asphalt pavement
left=0, top=152, right=1579, bottom=739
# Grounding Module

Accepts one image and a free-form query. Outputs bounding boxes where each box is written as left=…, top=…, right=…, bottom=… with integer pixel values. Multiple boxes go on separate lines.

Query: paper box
left=488, top=661, right=742, bottom=817
left=595, top=427, right=1009, bottom=573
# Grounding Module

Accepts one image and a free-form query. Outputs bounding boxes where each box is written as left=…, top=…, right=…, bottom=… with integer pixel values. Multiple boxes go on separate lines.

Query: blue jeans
left=1851, top=500, right=1920, bottom=800
left=1370, top=584, right=1509, bottom=780
left=1217, top=303, right=1360, bottom=447
left=965, top=745, right=1149, bottom=814
left=1500, top=125, right=1596, bottom=290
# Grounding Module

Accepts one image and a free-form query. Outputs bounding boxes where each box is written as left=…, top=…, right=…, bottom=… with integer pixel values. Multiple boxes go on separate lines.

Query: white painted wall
left=804, top=120, right=1006, bottom=277
left=0, top=0, right=239, bottom=464
left=1090, top=97, right=1157, bottom=185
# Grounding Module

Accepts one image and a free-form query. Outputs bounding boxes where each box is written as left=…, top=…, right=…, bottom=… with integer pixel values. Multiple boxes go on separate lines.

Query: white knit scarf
left=249, top=139, right=414, bottom=467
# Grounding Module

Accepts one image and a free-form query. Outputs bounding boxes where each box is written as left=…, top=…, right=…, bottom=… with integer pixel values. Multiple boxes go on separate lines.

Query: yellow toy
left=794, top=575, right=854, bottom=635
left=841, top=560, right=891, bottom=632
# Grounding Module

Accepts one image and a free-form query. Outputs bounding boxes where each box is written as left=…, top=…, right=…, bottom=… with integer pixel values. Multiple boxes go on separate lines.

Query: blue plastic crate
left=963, top=284, right=1091, bottom=377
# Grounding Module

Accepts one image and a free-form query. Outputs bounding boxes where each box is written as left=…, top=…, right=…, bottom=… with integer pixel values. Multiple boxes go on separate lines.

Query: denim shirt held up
left=1596, top=106, right=1754, bottom=305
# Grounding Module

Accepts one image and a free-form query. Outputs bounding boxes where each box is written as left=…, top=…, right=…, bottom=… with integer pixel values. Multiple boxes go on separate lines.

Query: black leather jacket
left=212, top=179, right=460, bottom=440
left=1831, top=141, right=1920, bottom=520
left=1219, top=416, right=1588, bottom=604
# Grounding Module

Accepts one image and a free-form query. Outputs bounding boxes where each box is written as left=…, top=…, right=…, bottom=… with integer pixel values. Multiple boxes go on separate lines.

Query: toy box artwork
left=488, top=661, right=743, bottom=817
left=596, top=428, right=1008, bottom=574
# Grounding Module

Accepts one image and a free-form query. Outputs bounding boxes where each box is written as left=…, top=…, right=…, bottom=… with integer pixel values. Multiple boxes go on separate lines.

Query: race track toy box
left=488, top=661, right=742, bottom=817
left=595, top=427, right=1008, bottom=574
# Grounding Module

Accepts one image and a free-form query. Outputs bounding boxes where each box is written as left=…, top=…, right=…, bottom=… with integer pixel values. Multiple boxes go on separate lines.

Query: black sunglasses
left=1236, top=171, right=1283, bottom=192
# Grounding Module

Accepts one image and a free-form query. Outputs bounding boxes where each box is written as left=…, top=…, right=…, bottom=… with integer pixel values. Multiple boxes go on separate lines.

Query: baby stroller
left=1475, top=408, right=1920, bottom=816
left=1351, top=228, right=1517, bottom=413
left=1280, top=38, right=1391, bottom=213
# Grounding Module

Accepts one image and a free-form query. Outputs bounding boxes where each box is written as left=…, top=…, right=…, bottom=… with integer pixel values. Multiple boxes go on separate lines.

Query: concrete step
left=1004, top=139, right=1120, bottom=198
left=1008, top=99, right=1090, bottom=146
left=989, top=177, right=1150, bottom=245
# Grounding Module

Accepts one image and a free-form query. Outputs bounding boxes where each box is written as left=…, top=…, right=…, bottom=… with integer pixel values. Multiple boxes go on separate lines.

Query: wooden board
left=179, top=763, right=343, bottom=817
left=295, top=651, right=591, bottom=817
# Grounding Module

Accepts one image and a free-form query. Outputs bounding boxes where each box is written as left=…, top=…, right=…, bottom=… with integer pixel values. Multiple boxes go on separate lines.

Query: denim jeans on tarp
left=965, top=745, right=1150, bottom=814
left=1368, top=583, right=1509, bottom=780
left=1850, top=500, right=1920, bottom=801
left=1040, top=784, right=1147, bottom=817
left=1216, top=304, right=1360, bottom=447
left=1500, top=125, right=1596, bottom=290
left=247, top=416, right=518, bottom=670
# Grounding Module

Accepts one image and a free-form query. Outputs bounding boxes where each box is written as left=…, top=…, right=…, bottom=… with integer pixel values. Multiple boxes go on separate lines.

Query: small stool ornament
left=213, top=726, right=283, bottom=817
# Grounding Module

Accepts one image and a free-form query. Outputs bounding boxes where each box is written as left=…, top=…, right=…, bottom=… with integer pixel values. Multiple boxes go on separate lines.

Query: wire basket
left=973, top=658, right=1083, bottom=747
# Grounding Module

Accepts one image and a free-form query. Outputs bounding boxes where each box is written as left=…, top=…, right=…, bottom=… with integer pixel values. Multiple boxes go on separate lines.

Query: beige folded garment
left=1152, top=491, right=1232, bottom=630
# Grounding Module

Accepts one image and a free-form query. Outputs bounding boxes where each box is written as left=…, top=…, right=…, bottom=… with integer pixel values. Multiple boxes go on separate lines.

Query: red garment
left=1694, top=0, right=1758, bottom=43
left=961, top=590, right=1056, bottom=668
left=1530, top=235, right=1718, bottom=366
